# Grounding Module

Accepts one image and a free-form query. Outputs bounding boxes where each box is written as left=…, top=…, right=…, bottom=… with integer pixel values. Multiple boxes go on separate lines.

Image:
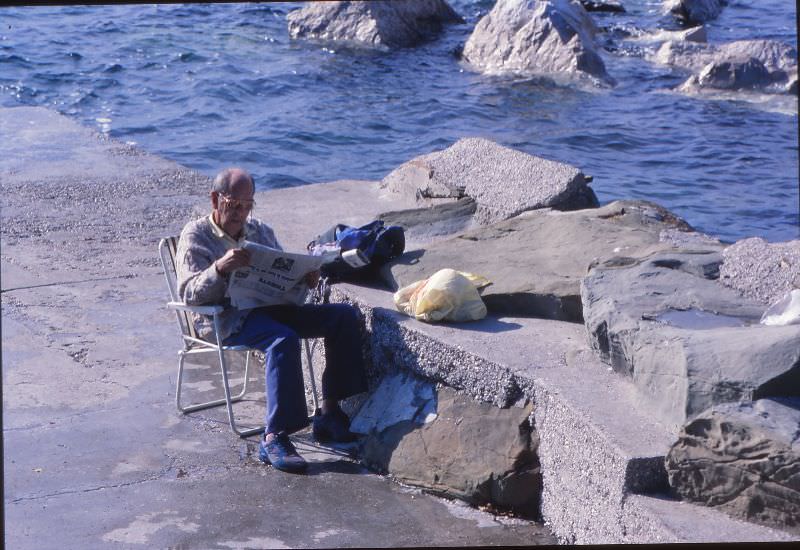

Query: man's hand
left=304, top=269, right=321, bottom=288
left=214, top=248, right=251, bottom=275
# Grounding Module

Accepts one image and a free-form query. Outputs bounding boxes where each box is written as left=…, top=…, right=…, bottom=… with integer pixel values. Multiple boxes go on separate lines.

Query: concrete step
left=332, top=284, right=793, bottom=543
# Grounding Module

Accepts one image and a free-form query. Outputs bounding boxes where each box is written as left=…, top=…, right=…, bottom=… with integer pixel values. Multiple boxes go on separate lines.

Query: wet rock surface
left=462, top=0, right=613, bottom=84
left=380, top=137, right=597, bottom=226
left=666, top=398, right=800, bottom=535
left=665, top=0, right=725, bottom=24
left=287, top=0, right=463, bottom=50
left=580, top=0, right=625, bottom=13
left=383, top=200, right=695, bottom=321
left=686, top=57, right=775, bottom=91
left=581, top=249, right=800, bottom=428
left=654, top=39, right=797, bottom=75
left=353, top=374, right=541, bottom=517
left=719, top=237, right=800, bottom=306
left=651, top=39, right=798, bottom=94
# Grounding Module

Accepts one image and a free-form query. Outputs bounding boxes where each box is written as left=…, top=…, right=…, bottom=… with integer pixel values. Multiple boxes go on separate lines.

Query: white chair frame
left=159, top=236, right=320, bottom=439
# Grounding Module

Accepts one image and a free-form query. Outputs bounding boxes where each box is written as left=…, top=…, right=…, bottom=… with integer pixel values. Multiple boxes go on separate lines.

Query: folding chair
left=158, top=236, right=320, bottom=439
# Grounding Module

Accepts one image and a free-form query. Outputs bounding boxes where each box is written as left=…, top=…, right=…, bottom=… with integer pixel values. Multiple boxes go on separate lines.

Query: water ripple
left=0, top=1, right=796, bottom=242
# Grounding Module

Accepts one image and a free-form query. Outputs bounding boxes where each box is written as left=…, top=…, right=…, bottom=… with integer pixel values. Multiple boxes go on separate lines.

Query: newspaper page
left=227, top=241, right=323, bottom=309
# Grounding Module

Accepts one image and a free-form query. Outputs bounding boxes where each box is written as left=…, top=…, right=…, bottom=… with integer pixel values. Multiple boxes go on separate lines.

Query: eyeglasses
left=219, top=194, right=255, bottom=212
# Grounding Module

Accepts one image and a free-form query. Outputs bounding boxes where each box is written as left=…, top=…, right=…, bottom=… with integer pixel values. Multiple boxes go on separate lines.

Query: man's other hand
left=215, top=248, right=252, bottom=275
left=304, top=270, right=321, bottom=288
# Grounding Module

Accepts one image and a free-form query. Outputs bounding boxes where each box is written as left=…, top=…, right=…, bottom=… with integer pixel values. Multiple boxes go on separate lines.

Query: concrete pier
left=2, top=106, right=793, bottom=545
left=1, top=107, right=555, bottom=548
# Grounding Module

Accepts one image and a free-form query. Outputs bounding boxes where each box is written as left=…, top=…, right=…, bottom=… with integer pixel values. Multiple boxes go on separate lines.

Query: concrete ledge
left=324, top=283, right=793, bottom=543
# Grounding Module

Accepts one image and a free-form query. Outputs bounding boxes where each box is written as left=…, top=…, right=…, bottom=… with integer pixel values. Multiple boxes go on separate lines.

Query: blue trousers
left=224, top=303, right=367, bottom=435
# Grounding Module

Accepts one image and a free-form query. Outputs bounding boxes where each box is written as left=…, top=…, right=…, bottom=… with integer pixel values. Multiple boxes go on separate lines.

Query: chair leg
left=176, top=350, right=238, bottom=413
left=303, top=339, right=320, bottom=414
left=217, top=347, right=265, bottom=438
left=176, top=350, right=263, bottom=437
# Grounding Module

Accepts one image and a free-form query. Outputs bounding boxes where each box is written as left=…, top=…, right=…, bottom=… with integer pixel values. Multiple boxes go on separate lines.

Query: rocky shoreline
left=3, top=104, right=798, bottom=545
left=286, top=0, right=797, bottom=95
left=322, top=135, right=799, bottom=541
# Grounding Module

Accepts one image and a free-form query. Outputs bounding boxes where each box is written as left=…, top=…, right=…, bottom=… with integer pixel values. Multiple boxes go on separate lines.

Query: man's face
left=212, top=175, right=255, bottom=238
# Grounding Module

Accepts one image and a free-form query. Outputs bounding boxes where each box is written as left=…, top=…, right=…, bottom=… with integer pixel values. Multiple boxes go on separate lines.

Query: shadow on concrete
left=379, top=249, right=426, bottom=291
left=448, top=317, right=523, bottom=333
left=371, top=306, right=523, bottom=333
left=306, top=460, right=372, bottom=476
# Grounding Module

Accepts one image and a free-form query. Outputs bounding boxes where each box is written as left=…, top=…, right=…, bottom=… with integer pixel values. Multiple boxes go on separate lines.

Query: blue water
left=1, top=1, right=798, bottom=242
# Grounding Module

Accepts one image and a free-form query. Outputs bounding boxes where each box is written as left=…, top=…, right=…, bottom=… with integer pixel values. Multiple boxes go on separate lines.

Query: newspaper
left=227, top=241, right=323, bottom=309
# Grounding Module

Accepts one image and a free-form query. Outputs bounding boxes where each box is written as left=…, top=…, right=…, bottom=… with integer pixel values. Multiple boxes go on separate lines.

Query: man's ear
left=210, top=191, right=219, bottom=210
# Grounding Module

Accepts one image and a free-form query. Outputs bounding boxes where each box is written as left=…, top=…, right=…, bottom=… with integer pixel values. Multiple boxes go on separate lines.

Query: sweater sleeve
left=176, top=225, right=227, bottom=305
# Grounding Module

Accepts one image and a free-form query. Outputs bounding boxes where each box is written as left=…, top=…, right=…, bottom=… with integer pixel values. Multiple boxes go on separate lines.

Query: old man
left=176, top=167, right=367, bottom=473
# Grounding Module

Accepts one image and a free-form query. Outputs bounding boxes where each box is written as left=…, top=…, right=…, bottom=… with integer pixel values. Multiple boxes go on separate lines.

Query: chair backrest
left=158, top=236, right=199, bottom=342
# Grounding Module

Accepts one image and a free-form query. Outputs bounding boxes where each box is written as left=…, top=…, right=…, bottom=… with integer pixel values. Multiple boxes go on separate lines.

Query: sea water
left=1, top=1, right=797, bottom=242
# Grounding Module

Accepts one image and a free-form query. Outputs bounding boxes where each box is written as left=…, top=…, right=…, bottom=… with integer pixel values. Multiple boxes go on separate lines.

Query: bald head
left=210, top=167, right=256, bottom=239
left=212, top=167, right=255, bottom=196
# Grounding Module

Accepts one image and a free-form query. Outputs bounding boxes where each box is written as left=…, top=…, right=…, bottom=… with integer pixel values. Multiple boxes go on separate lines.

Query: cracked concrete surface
left=2, top=106, right=557, bottom=548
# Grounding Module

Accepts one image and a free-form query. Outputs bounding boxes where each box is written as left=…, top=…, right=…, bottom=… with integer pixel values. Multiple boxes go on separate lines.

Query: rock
left=653, top=39, right=796, bottom=78
left=761, top=289, right=800, bottom=327
left=687, top=57, right=774, bottom=91
left=581, top=249, right=800, bottom=428
left=354, top=374, right=541, bottom=517
left=668, top=40, right=798, bottom=93
left=579, top=0, right=625, bottom=13
left=665, top=0, right=725, bottom=24
left=650, top=39, right=713, bottom=72
left=665, top=398, right=800, bottom=535
left=461, top=0, right=613, bottom=85
left=380, top=137, right=597, bottom=226
left=716, top=40, right=798, bottom=75
left=379, top=197, right=478, bottom=245
left=676, top=24, right=707, bottom=43
left=719, top=237, right=800, bottom=306
left=787, top=76, right=798, bottom=95
left=286, top=0, right=463, bottom=50
left=383, top=200, right=697, bottom=321
left=636, top=27, right=707, bottom=58
left=658, top=227, right=722, bottom=249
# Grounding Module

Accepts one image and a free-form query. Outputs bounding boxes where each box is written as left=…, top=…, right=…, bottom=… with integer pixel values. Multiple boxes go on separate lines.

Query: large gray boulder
left=461, top=0, right=613, bottom=84
left=581, top=250, right=800, bottom=428
left=665, top=398, right=800, bottom=535
left=383, top=200, right=700, bottom=321
left=352, top=373, right=541, bottom=517
left=652, top=40, right=797, bottom=90
left=665, top=0, right=725, bottom=24
left=719, top=237, right=800, bottom=306
left=286, top=0, right=463, bottom=50
left=686, top=58, right=774, bottom=91
left=718, top=40, right=799, bottom=75
left=667, top=40, right=798, bottom=94
left=380, top=137, right=598, bottom=226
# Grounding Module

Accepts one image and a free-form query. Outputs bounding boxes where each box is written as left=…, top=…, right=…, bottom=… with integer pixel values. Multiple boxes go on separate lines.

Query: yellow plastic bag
left=393, top=268, right=490, bottom=322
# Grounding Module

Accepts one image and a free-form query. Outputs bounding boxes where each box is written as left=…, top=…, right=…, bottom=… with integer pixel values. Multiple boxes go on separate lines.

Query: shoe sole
left=258, top=444, right=308, bottom=474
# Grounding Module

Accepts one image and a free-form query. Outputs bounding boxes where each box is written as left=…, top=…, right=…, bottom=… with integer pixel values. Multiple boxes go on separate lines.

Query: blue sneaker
left=259, top=432, right=307, bottom=474
left=312, top=408, right=358, bottom=443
